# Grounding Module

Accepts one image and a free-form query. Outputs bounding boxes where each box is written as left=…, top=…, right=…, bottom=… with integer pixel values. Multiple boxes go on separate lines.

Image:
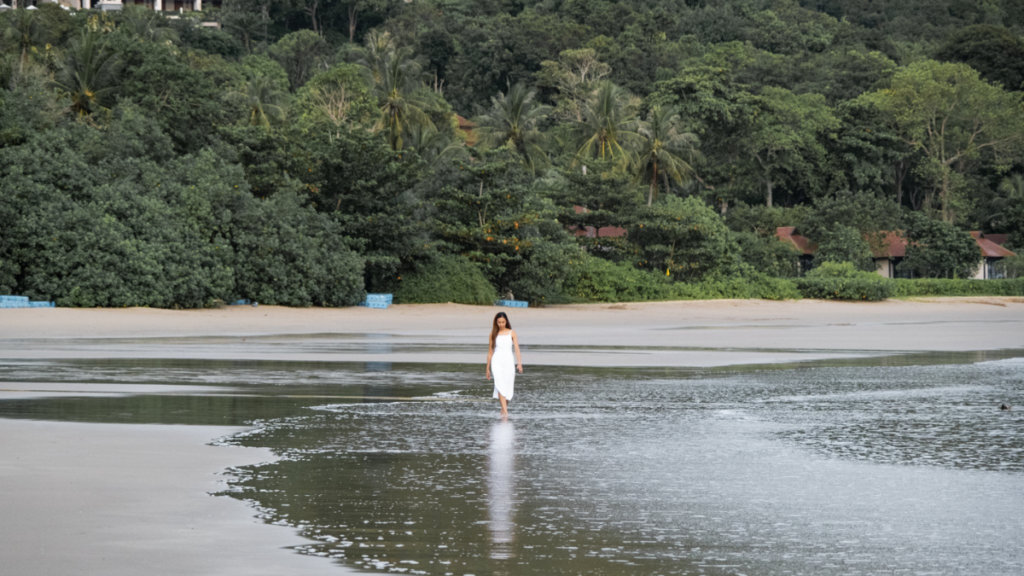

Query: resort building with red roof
left=776, top=228, right=1017, bottom=279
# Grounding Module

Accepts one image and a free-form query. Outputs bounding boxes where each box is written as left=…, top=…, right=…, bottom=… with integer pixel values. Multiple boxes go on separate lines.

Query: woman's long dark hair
left=490, top=312, right=511, bottom=347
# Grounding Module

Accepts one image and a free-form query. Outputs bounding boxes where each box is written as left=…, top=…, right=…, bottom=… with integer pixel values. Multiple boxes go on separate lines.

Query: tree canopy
left=3, top=0, right=1024, bottom=307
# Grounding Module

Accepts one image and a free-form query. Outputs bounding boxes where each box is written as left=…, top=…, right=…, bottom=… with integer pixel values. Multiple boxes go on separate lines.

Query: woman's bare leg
left=498, top=393, right=508, bottom=416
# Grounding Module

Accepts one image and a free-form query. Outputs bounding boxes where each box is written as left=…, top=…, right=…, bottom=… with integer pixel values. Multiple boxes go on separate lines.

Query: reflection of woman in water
left=488, top=419, right=516, bottom=559
left=486, top=312, right=523, bottom=417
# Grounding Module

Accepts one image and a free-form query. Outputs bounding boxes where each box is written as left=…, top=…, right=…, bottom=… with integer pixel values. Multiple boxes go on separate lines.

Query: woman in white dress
left=486, top=312, right=523, bottom=416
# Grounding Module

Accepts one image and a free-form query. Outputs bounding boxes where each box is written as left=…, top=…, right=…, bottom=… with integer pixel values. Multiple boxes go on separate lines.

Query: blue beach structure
left=0, top=296, right=55, bottom=308
left=495, top=299, right=528, bottom=308
left=358, top=294, right=393, bottom=309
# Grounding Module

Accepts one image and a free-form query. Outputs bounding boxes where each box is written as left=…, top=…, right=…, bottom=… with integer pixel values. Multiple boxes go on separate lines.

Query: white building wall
left=971, top=259, right=987, bottom=280
left=875, top=258, right=892, bottom=278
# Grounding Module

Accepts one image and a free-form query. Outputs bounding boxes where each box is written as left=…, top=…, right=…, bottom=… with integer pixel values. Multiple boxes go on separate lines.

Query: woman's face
left=496, top=317, right=507, bottom=329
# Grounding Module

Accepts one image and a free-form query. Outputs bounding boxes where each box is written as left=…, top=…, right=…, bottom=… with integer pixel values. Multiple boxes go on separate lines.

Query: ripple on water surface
left=2, top=355, right=1022, bottom=575
left=204, top=357, right=1024, bottom=576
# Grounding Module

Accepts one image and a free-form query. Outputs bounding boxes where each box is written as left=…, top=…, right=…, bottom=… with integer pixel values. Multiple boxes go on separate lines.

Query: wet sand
left=0, top=418, right=347, bottom=576
left=2, top=298, right=1023, bottom=575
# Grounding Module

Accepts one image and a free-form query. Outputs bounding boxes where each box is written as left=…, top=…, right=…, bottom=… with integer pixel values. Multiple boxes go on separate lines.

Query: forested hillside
left=2, top=0, right=1024, bottom=307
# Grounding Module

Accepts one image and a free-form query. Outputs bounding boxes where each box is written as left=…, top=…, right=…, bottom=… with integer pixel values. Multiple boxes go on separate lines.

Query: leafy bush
left=507, top=238, right=581, bottom=305
left=564, top=256, right=674, bottom=302
left=673, top=274, right=801, bottom=300
left=813, top=224, right=875, bottom=271
left=796, top=261, right=893, bottom=301
left=890, top=278, right=1024, bottom=297
left=232, top=188, right=365, bottom=307
left=898, top=212, right=979, bottom=278
left=0, top=115, right=365, bottom=308
left=565, top=257, right=800, bottom=302
left=394, top=254, right=497, bottom=305
left=734, top=230, right=802, bottom=277
left=629, top=195, right=740, bottom=281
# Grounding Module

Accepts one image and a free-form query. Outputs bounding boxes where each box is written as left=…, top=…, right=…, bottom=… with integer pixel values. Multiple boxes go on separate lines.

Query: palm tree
left=51, top=30, right=121, bottom=117
left=3, top=8, right=47, bottom=75
left=225, top=73, right=288, bottom=128
left=404, top=124, right=465, bottom=165
left=374, top=55, right=434, bottom=150
left=573, top=81, right=640, bottom=169
left=354, top=31, right=433, bottom=150
left=354, top=29, right=396, bottom=85
left=634, top=105, right=701, bottom=206
left=473, top=83, right=552, bottom=173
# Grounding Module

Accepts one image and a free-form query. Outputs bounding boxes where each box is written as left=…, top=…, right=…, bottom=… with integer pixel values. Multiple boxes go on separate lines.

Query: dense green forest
left=2, top=0, right=1024, bottom=307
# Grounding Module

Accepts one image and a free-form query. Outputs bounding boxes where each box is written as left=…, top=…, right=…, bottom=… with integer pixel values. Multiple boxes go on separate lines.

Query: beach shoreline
left=1, top=298, right=1022, bottom=363
left=2, top=297, right=1023, bottom=575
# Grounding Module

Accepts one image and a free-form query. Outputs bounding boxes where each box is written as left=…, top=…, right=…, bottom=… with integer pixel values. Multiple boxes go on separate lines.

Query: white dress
left=491, top=333, right=516, bottom=400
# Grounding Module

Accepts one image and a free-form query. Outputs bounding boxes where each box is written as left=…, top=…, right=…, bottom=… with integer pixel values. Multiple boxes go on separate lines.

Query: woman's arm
left=512, top=331, right=523, bottom=373
left=486, top=340, right=494, bottom=379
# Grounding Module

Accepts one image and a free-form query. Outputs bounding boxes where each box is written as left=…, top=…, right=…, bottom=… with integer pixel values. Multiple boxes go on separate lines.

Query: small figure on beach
left=486, top=312, right=523, bottom=417
left=999, top=404, right=1012, bottom=411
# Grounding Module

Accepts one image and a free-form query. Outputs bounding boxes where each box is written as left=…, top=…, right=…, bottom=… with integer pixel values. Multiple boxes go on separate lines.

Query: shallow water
left=1, top=351, right=1023, bottom=575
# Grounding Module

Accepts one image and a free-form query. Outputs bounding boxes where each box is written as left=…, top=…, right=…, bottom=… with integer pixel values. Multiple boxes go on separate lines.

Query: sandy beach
left=0, top=418, right=347, bottom=575
left=2, top=298, right=1023, bottom=575
left=1, top=298, right=1023, bottom=366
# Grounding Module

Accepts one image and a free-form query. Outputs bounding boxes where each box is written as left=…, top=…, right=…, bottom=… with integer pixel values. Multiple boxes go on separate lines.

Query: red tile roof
left=976, top=236, right=1015, bottom=258
left=775, top=227, right=815, bottom=255
left=867, top=231, right=907, bottom=258
left=456, top=115, right=478, bottom=147
left=983, top=233, right=1009, bottom=246
left=572, top=206, right=627, bottom=238
left=779, top=227, right=1017, bottom=260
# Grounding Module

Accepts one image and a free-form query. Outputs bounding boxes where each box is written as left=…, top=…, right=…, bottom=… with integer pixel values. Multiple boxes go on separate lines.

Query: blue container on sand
left=495, top=299, right=528, bottom=308
left=1, top=296, right=32, bottom=309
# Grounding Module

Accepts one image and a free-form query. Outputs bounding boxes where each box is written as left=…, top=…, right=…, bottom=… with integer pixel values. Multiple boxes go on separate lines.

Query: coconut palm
left=51, top=30, right=122, bottom=117
left=226, top=73, right=288, bottom=128
left=353, top=29, right=396, bottom=85
left=573, top=81, right=640, bottom=169
left=473, top=83, right=552, bottom=173
left=373, top=55, right=434, bottom=150
left=353, top=31, right=433, bottom=150
left=634, top=105, right=701, bottom=206
left=404, top=124, right=465, bottom=165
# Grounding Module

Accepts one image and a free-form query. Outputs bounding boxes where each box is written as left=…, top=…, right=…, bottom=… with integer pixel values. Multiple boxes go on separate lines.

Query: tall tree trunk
left=306, top=0, right=319, bottom=33
left=261, top=2, right=270, bottom=44
left=647, top=162, right=657, bottom=206
left=894, top=160, right=908, bottom=206
left=765, top=176, right=774, bottom=207
left=940, top=169, right=951, bottom=222
left=348, top=3, right=358, bottom=43
left=478, top=181, right=486, bottom=228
